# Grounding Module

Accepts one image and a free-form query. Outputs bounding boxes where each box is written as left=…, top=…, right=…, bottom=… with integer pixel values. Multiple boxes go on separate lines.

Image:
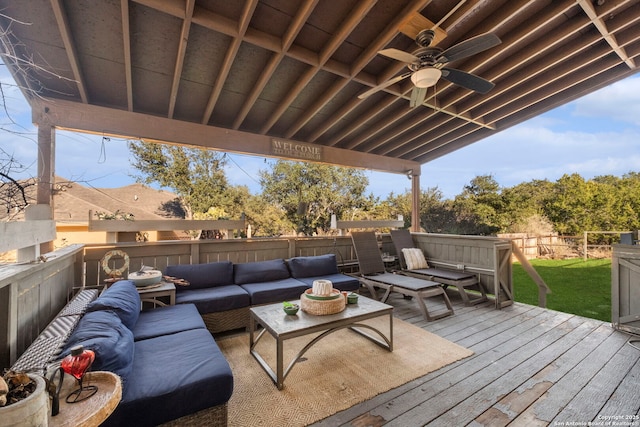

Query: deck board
left=311, top=292, right=640, bottom=427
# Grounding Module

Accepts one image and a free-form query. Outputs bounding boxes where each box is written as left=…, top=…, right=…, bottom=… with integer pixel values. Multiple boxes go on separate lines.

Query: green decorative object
left=283, top=302, right=299, bottom=315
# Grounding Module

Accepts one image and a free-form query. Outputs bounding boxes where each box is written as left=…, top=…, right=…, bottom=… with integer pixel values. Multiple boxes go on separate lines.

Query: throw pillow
left=233, top=259, right=290, bottom=285
left=402, top=248, right=429, bottom=270
left=86, top=279, right=140, bottom=329
left=288, top=254, right=339, bottom=278
left=59, top=310, right=134, bottom=381
left=165, top=261, right=233, bottom=289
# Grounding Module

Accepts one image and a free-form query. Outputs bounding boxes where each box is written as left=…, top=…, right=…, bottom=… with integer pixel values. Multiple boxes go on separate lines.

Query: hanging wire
left=226, top=153, right=261, bottom=185
left=98, top=136, right=110, bottom=164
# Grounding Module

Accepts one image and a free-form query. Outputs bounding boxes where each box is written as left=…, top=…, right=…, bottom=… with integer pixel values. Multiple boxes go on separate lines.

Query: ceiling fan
left=358, top=29, right=502, bottom=107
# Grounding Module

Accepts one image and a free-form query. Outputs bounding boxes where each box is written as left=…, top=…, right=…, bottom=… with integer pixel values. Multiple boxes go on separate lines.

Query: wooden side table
left=49, top=371, right=121, bottom=427
left=137, top=281, right=176, bottom=308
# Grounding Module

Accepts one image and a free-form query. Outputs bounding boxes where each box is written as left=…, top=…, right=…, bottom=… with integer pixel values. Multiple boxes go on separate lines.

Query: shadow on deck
left=312, top=289, right=640, bottom=426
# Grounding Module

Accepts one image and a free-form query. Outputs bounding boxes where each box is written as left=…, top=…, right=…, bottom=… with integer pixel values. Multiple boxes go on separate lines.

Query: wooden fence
left=500, top=232, right=637, bottom=260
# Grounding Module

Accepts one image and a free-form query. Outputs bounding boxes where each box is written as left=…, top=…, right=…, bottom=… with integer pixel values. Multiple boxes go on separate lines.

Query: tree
left=128, top=141, right=228, bottom=219
left=383, top=187, right=455, bottom=232
left=501, top=179, right=555, bottom=233
left=259, top=161, right=369, bottom=235
left=452, top=175, right=505, bottom=235
left=0, top=149, right=33, bottom=219
left=543, top=174, right=595, bottom=236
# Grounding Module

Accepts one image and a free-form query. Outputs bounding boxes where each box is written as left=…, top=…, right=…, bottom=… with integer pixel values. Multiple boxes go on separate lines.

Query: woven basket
left=300, top=292, right=346, bottom=315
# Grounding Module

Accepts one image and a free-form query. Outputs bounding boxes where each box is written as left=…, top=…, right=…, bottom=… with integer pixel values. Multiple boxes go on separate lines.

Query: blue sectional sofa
left=29, top=254, right=357, bottom=426
left=57, top=280, right=233, bottom=427
left=166, top=254, right=360, bottom=333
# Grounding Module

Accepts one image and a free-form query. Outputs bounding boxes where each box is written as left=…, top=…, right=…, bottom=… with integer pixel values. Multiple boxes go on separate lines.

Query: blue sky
left=1, top=66, right=639, bottom=200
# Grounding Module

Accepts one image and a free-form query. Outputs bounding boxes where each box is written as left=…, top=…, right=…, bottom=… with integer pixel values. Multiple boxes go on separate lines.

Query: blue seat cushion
left=175, top=285, right=250, bottom=314
left=165, top=261, right=234, bottom=290
left=133, top=304, right=205, bottom=341
left=288, top=254, right=339, bottom=278
left=234, top=259, right=290, bottom=285
left=240, top=278, right=309, bottom=305
left=86, top=279, right=140, bottom=329
left=104, top=328, right=233, bottom=427
left=297, top=273, right=361, bottom=292
left=59, top=310, right=134, bottom=381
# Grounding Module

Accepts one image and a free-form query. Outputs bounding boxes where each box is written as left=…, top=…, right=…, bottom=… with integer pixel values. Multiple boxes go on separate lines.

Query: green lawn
left=512, top=258, right=612, bottom=322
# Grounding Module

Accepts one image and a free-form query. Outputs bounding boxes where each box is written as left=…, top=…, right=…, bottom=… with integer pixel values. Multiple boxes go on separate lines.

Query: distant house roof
left=2, top=177, right=182, bottom=223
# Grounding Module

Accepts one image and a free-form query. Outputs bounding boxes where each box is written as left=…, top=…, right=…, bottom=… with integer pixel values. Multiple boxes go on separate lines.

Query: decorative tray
left=163, top=276, right=190, bottom=286
left=303, top=288, right=341, bottom=300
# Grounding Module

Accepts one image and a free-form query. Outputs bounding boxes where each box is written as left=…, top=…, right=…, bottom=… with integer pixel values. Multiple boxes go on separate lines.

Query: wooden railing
left=411, top=233, right=514, bottom=309
left=0, top=205, right=56, bottom=262
left=84, top=233, right=513, bottom=307
left=0, top=244, right=83, bottom=367
left=82, top=236, right=359, bottom=286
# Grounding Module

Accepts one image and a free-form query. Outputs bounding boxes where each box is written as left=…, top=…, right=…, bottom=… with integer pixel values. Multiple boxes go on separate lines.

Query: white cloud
left=422, top=96, right=640, bottom=198
left=572, top=76, right=640, bottom=126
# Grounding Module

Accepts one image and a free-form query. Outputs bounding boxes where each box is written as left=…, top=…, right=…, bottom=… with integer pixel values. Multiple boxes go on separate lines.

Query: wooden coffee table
left=249, top=295, right=393, bottom=389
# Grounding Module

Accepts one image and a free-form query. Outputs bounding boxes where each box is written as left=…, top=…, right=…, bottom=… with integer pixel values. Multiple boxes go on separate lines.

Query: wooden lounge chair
left=350, top=231, right=453, bottom=321
left=390, top=229, right=488, bottom=306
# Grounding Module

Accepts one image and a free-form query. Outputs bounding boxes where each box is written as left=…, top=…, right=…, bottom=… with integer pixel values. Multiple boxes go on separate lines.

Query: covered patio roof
left=0, top=0, right=639, bottom=231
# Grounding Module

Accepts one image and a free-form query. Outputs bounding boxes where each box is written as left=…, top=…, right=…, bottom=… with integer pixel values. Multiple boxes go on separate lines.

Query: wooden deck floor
left=311, top=290, right=640, bottom=427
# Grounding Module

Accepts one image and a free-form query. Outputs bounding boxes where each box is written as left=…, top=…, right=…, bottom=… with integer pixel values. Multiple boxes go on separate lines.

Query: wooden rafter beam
left=260, top=0, right=377, bottom=135
left=121, top=0, right=133, bottom=111
left=284, top=0, right=435, bottom=140
left=168, top=0, right=194, bottom=118
left=577, top=0, right=636, bottom=69
left=32, top=97, right=420, bottom=176
left=231, top=0, right=317, bottom=129
left=203, top=0, right=259, bottom=126
left=50, top=0, right=88, bottom=103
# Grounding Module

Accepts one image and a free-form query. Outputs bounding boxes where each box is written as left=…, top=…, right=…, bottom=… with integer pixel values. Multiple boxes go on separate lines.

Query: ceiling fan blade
left=358, top=72, right=411, bottom=99
left=409, top=86, right=428, bottom=108
left=378, top=48, right=420, bottom=64
left=437, top=33, right=501, bottom=64
left=441, top=68, right=495, bottom=94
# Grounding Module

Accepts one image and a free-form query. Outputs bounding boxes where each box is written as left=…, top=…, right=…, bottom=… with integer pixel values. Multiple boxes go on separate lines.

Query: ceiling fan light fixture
left=411, top=68, right=442, bottom=88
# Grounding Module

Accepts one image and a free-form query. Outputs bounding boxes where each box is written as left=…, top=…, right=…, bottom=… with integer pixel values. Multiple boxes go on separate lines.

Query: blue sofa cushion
left=165, top=261, right=234, bottom=290
left=296, top=273, right=361, bottom=292
left=175, top=285, right=250, bottom=314
left=133, top=304, right=206, bottom=341
left=60, top=310, right=134, bottom=381
left=288, top=254, right=339, bottom=278
left=87, top=280, right=140, bottom=330
left=240, top=277, right=309, bottom=305
left=234, top=258, right=290, bottom=285
left=106, top=328, right=233, bottom=427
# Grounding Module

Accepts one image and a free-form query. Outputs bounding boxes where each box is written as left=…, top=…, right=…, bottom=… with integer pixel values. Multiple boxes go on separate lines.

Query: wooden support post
left=37, top=121, right=56, bottom=253
left=411, top=173, right=420, bottom=232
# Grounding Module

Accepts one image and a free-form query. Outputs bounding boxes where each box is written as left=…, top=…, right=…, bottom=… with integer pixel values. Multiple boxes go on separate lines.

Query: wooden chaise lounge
left=390, top=229, right=488, bottom=306
left=350, top=231, right=453, bottom=322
